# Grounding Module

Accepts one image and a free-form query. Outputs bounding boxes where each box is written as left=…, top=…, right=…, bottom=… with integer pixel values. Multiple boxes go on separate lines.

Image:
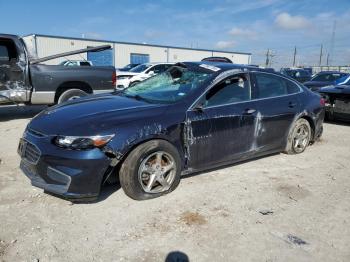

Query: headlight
left=54, top=134, right=114, bottom=150
left=118, top=76, right=133, bottom=80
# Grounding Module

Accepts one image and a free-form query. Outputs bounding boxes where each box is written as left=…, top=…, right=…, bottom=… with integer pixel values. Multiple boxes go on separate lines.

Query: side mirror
left=193, top=102, right=205, bottom=112
left=148, top=70, right=155, bottom=75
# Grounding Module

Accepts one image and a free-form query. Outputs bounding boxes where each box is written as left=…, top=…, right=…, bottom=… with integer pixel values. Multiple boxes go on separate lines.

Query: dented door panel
left=253, top=94, right=301, bottom=151
left=186, top=101, right=257, bottom=170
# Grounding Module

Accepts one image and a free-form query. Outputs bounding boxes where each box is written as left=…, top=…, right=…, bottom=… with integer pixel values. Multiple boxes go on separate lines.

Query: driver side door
left=185, top=72, right=258, bottom=170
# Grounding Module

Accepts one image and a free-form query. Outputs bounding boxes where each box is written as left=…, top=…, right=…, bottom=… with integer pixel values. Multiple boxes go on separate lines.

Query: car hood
left=116, top=71, right=139, bottom=76
left=319, top=85, right=350, bottom=94
left=28, top=94, right=167, bottom=136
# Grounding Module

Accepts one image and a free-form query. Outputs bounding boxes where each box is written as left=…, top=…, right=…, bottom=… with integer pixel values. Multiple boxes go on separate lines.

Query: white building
left=22, top=34, right=252, bottom=68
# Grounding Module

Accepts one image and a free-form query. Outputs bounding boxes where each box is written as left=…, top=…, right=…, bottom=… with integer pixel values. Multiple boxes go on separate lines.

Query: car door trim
left=188, top=71, right=304, bottom=112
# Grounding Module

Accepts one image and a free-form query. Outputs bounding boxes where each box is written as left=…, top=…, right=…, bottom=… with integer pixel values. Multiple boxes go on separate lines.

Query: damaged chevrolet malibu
left=18, top=62, right=325, bottom=201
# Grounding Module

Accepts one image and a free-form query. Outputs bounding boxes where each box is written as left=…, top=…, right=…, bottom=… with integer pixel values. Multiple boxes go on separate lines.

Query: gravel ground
left=0, top=105, right=349, bottom=262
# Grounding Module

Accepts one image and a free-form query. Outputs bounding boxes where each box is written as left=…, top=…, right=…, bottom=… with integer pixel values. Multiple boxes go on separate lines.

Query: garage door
left=87, top=48, right=113, bottom=66
left=130, top=53, right=150, bottom=64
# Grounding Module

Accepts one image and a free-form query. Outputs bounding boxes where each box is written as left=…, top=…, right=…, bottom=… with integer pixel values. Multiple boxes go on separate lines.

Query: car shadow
left=45, top=183, right=121, bottom=204
left=0, top=105, right=47, bottom=121
left=48, top=153, right=281, bottom=204
left=324, top=119, right=350, bottom=127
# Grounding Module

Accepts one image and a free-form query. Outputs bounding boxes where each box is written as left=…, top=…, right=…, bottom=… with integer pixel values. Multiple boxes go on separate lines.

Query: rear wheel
left=285, top=118, right=312, bottom=154
left=57, top=89, right=88, bottom=104
left=119, top=140, right=181, bottom=200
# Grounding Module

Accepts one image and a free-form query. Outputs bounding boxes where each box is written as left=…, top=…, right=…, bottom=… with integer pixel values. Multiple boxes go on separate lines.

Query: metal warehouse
left=22, top=34, right=252, bottom=68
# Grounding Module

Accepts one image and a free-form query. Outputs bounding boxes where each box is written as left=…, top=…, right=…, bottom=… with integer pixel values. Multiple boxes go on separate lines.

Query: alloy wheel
left=138, top=151, right=176, bottom=194
left=293, top=124, right=310, bottom=153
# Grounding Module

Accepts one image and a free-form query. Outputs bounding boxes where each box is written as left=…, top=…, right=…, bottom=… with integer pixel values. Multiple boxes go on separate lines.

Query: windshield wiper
left=123, top=93, right=153, bottom=103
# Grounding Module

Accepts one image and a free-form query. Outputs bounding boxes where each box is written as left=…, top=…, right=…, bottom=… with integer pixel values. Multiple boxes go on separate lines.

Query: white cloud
left=275, top=12, right=310, bottom=30
left=215, top=40, right=236, bottom=49
left=228, top=27, right=257, bottom=39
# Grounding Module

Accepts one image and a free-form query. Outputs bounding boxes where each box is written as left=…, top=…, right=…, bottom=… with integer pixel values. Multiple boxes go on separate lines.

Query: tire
left=119, top=140, right=181, bottom=200
left=57, top=89, right=88, bottom=104
left=285, top=118, right=312, bottom=154
left=129, top=81, right=140, bottom=87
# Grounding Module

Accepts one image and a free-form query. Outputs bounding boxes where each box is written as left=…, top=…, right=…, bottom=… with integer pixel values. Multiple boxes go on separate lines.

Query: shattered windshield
left=121, top=66, right=212, bottom=103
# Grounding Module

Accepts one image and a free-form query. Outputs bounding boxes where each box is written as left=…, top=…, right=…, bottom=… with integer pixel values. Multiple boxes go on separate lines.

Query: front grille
left=18, top=139, right=41, bottom=164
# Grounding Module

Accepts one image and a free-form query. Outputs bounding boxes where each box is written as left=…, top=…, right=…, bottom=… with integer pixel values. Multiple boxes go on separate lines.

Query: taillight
left=320, top=97, right=326, bottom=106
left=112, top=71, right=117, bottom=87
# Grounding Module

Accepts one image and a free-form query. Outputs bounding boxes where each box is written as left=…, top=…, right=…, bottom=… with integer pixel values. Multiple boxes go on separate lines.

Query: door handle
left=243, top=108, right=256, bottom=115
left=288, top=102, right=297, bottom=108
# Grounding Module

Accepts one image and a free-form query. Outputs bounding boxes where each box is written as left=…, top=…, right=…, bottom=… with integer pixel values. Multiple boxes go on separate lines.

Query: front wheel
left=119, top=140, right=181, bottom=200
left=285, top=118, right=312, bottom=154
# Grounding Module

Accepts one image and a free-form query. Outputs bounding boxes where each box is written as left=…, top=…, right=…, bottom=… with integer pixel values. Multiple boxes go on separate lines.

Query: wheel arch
left=54, top=81, right=93, bottom=103
left=299, top=114, right=316, bottom=141
left=114, top=137, right=186, bottom=176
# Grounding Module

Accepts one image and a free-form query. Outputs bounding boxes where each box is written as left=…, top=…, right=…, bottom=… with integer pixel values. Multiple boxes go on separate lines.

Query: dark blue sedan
left=18, top=62, right=325, bottom=200
left=304, top=71, right=348, bottom=91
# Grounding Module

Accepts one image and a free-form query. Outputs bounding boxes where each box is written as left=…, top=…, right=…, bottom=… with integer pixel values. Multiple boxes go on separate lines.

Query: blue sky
left=1, top=0, right=349, bottom=67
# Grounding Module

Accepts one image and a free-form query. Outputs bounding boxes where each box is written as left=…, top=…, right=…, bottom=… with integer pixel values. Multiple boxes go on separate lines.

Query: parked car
left=118, top=63, right=140, bottom=71
left=201, top=57, right=233, bottom=63
left=280, top=68, right=311, bottom=83
left=116, top=62, right=174, bottom=89
left=0, top=34, right=116, bottom=105
left=318, top=75, right=350, bottom=121
left=303, top=71, right=349, bottom=91
left=18, top=62, right=325, bottom=201
left=58, top=60, right=93, bottom=66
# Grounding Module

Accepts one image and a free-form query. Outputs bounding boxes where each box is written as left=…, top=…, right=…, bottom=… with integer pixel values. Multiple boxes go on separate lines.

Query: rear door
left=186, top=72, right=258, bottom=170
left=251, top=72, right=302, bottom=152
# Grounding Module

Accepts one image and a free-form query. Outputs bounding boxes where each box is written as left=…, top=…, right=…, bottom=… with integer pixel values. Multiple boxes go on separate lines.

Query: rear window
left=255, top=73, right=300, bottom=99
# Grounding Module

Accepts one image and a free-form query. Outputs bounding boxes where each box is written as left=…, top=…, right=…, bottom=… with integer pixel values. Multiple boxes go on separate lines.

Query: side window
left=255, top=73, right=288, bottom=99
left=0, top=45, right=9, bottom=61
left=204, top=74, right=251, bottom=107
left=150, top=64, right=166, bottom=74
left=284, top=79, right=301, bottom=94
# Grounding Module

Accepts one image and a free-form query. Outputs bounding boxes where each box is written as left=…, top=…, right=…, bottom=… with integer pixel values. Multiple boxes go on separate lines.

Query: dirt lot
left=0, top=105, right=349, bottom=262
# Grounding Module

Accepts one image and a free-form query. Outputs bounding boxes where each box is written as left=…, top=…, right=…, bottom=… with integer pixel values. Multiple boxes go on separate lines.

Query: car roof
left=184, top=61, right=274, bottom=73
left=317, top=71, right=347, bottom=74
left=144, top=62, right=175, bottom=65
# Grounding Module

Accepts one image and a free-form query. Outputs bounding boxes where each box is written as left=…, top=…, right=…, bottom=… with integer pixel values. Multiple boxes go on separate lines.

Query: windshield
left=335, top=75, right=350, bottom=85
left=130, top=64, right=152, bottom=73
left=121, top=66, right=212, bottom=103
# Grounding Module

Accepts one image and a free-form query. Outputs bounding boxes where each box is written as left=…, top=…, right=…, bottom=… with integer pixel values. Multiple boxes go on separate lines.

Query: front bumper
left=116, top=78, right=131, bottom=89
left=18, top=129, right=113, bottom=200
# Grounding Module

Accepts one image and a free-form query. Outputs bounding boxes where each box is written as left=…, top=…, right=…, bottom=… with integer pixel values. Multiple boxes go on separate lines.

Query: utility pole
left=319, top=44, right=323, bottom=66
left=265, top=49, right=270, bottom=67
left=329, top=20, right=337, bottom=66
left=292, top=46, right=297, bottom=67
